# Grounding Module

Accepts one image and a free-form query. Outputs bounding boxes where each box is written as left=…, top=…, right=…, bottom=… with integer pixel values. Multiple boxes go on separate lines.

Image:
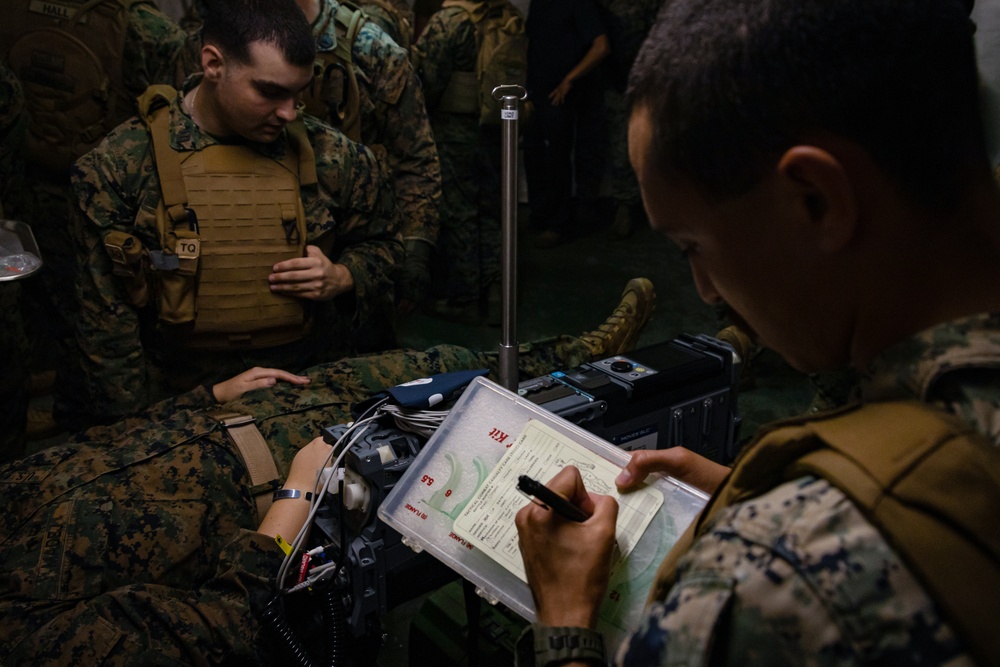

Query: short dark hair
left=627, top=0, right=987, bottom=213
left=201, top=0, right=315, bottom=68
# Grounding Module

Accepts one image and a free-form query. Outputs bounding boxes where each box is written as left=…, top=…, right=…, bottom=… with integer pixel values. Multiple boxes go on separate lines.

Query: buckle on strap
left=211, top=412, right=281, bottom=518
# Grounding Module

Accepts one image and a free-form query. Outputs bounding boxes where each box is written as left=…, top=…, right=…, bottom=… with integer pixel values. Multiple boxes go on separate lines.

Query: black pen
left=517, top=474, right=592, bottom=522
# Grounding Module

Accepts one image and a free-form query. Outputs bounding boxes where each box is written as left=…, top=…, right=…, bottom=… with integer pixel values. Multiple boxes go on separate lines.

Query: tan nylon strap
left=286, top=116, right=318, bottom=186
left=213, top=413, right=281, bottom=519
left=647, top=401, right=1000, bottom=666
left=343, top=3, right=366, bottom=55
left=334, top=3, right=365, bottom=144
left=138, top=85, right=190, bottom=216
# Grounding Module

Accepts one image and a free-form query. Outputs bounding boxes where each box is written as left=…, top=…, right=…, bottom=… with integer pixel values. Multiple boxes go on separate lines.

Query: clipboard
left=378, top=376, right=709, bottom=649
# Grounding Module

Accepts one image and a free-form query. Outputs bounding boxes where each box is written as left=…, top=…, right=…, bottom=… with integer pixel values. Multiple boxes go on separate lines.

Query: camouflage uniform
left=0, top=336, right=591, bottom=664
left=9, top=1, right=195, bottom=429
left=70, top=82, right=402, bottom=426
left=0, top=61, right=30, bottom=462
left=413, top=2, right=503, bottom=314
left=359, top=0, right=415, bottom=50
left=616, top=313, right=1000, bottom=666
left=413, top=0, right=444, bottom=38
left=311, top=0, right=441, bottom=328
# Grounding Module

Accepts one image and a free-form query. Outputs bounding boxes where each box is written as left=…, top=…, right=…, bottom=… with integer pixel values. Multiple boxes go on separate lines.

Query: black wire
left=260, top=594, right=317, bottom=667
left=326, top=396, right=390, bottom=587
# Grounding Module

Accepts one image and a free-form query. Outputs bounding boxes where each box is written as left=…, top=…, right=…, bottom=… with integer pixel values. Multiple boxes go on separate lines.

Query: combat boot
left=715, top=324, right=757, bottom=390
left=579, top=278, right=656, bottom=359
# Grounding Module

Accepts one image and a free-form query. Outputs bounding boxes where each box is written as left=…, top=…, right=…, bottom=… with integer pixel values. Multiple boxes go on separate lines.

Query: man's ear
left=201, top=44, right=225, bottom=82
left=777, top=146, right=858, bottom=252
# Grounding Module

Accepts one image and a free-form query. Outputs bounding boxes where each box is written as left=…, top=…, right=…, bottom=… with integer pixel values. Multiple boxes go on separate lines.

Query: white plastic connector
left=342, top=467, right=371, bottom=513
left=377, top=444, right=396, bottom=464
left=320, top=466, right=345, bottom=494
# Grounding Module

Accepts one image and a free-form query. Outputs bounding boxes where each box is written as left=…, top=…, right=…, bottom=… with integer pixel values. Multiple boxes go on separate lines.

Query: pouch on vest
left=103, top=229, right=149, bottom=307
left=153, top=224, right=199, bottom=325
left=303, top=2, right=365, bottom=143
left=3, top=0, right=143, bottom=172
left=649, top=401, right=1000, bottom=667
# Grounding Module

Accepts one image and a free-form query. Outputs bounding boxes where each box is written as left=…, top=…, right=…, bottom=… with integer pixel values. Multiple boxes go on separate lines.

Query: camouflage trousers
left=435, top=138, right=502, bottom=306
left=604, top=87, right=641, bottom=208
left=0, top=337, right=589, bottom=664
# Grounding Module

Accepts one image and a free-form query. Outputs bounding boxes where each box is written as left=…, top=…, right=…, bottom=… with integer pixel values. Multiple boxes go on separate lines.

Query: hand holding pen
left=514, top=466, right=619, bottom=628
left=518, top=474, right=593, bottom=522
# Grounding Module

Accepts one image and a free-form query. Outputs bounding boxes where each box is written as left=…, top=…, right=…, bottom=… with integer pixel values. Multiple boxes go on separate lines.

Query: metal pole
left=492, top=84, right=527, bottom=391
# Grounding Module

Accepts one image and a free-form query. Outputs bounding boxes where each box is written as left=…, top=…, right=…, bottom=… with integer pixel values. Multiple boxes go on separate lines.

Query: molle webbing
left=648, top=401, right=1000, bottom=666
left=174, top=145, right=308, bottom=346
left=139, top=86, right=314, bottom=350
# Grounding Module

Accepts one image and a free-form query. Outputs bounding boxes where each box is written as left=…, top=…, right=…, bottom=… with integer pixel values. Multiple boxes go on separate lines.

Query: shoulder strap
left=651, top=401, right=1000, bottom=665
left=790, top=402, right=1000, bottom=666
left=137, top=85, right=190, bottom=224
left=286, top=114, right=318, bottom=187
left=335, top=1, right=367, bottom=63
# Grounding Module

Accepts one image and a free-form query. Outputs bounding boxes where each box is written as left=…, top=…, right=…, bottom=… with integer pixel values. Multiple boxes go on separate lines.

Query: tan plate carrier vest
left=649, top=401, right=1000, bottom=666
left=302, top=2, right=366, bottom=143
left=2, top=0, right=145, bottom=172
left=136, top=85, right=318, bottom=350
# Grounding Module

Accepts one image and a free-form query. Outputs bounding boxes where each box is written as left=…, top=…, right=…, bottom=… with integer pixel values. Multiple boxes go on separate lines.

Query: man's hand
left=212, top=367, right=310, bottom=403
left=515, top=466, right=618, bottom=629
left=549, top=78, right=573, bottom=107
left=269, top=245, right=354, bottom=301
left=616, top=447, right=730, bottom=495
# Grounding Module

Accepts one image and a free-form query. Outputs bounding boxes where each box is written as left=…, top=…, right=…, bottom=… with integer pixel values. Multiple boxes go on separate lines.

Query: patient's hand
left=212, top=367, right=310, bottom=403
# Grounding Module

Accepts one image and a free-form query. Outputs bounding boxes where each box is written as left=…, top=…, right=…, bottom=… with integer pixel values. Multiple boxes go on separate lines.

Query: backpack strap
left=286, top=114, right=318, bottom=187
left=304, top=2, right=365, bottom=142
left=649, top=401, right=1000, bottom=666
left=338, top=1, right=367, bottom=58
